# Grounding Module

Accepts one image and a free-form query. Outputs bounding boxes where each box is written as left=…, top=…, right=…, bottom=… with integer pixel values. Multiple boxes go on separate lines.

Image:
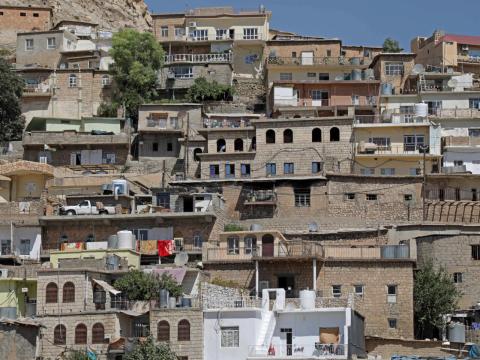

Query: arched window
left=157, top=320, right=170, bottom=342
left=251, top=136, right=256, bottom=150
left=312, top=128, right=322, bottom=142
left=54, top=324, right=66, bottom=345
left=283, top=129, right=293, bottom=143
left=69, top=74, right=77, bottom=88
left=216, top=139, right=226, bottom=152
left=46, top=282, right=58, bottom=304
left=178, top=319, right=190, bottom=341
left=234, top=138, right=244, bottom=152
left=92, top=323, right=105, bottom=344
left=63, top=282, right=75, bottom=303
left=193, top=148, right=202, bottom=162
left=266, top=130, right=275, bottom=144
left=330, top=127, right=340, bottom=142
left=74, top=323, right=87, bottom=344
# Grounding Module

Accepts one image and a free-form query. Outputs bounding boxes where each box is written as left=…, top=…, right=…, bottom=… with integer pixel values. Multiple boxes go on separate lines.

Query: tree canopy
left=414, top=259, right=461, bottom=338
left=109, top=29, right=164, bottom=123
left=0, top=58, right=25, bottom=143
left=186, top=77, right=234, bottom=103
left=383, top=37, right=403, bottom=53
left=125, top=337, right=177, bottom=360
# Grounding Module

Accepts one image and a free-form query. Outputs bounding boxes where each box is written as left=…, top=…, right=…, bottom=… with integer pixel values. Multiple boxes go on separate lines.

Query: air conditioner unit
left=0, top=269, right=9, bottom=278
left=189, top=21, right=197, bottom=27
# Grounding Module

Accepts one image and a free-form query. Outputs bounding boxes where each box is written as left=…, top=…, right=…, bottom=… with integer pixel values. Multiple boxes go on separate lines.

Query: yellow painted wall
left=12, top=173, right=47, bottom=200
left=0, top=279, right=37, bottom=317
left=50, top=249, right=141, bottom=269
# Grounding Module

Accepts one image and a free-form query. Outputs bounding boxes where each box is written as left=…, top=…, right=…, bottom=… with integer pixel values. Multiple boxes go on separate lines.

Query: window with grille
left=92, top=323, right=105, bottom=344
left=190, top=29, right=208, bottom=41
left=227, top=236, right=240, bottom=255
left=47, top=37, right=56, bottom=49
left=385, top=62, right=404, bottom=75
left=243, top=28, right=258, bottom=40
left=69, top=74, right=77, bottom=87
left=63, top=282, right=75, bottom=303
left=472, top=245, right=480, bottom=260
left=75, top=324, right=87, bottom=344
left=280, top=73, right=292, bottom=81
left=453, top=272, right=463, bottom=283
left=366, top=194, right=378, bottom=201
left=161, top=26, right=168, bottom=37
left=54, top=324, right=66, bottom=345
left=157, top=320, right=170, bottom=341
left=332, top=285, right=341, bottom=298
left=46, top=282, right=58, bottom=303
left=25, top=39, right=34, bottom=50
left=178, top=319, right=190, bottom=341
left=284, top=163, right=294, bottom=175
left=216, top=29, right=228, bottom=40
left=173, top=67, right=193, bottom=79
left=221, top=326, right=239, bottom=347
left=294, top=188, right=311, bottom=207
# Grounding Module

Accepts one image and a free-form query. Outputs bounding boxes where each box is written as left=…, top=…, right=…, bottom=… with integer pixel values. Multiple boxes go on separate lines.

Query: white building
left=204, top=288, right=365, bottom=360
left=0, top=224, right=41, bottom=260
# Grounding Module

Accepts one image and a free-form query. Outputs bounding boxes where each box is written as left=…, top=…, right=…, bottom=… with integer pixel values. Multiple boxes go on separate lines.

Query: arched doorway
left=262, top=234, right=274, bottom=257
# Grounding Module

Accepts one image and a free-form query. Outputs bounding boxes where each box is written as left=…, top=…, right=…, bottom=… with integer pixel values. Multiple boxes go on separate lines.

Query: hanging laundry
left=158, top=240, right=174, bottom=257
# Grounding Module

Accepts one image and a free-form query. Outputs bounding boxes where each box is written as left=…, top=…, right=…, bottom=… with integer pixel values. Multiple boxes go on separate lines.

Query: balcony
left=22, top=84, right=52, bottom=97
left=186, top=30, right=266, bottom=42
left=443, top=136, right=480, bottom=147
left=429, top=108, right=480, bottom=118
left=203, top=118, right=252, bottom=129
left=354, top=114, right=430, bottom=126
left=244, top=190, right=277, bottom=206
left=164, top=53, right=232, bottom=64
left=248, top=343, right=346, bottom=359
left=356, top=143, right=431, bottom=156
left=22, top=131, right=129, bottom=146
left=267, top=56, right=368, bottom=67
left=145, top=118, right=182, bottom=130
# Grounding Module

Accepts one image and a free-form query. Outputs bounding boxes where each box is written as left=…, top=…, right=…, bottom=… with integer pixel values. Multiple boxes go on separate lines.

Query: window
left=307, top=72, right=316, bottom=78
left=319, top=73, right=329, bottom=80
left=193, top=233, right=203, bottom=249
left=280, top=73, right=292, bottom=81
left=241, top=164, right=251, bottom=177
left=216, top=28, right=228, bottom=40
left=193, top=148, right=202, bottom=162
left=284, top=162, right=294, bottom=174
left=283, top=129, right=293, bottom=143
left=345, top=193, right=355, bottom=200
left=25, top=39, right=34, bottom=50
left=178, top=320, right=190, bottom=341
left=156, top=193, right=170, bottom=209
left=19, top=239, right=30, bottom=255
left=312, top=128, right=322, bottom=142
left=170, top=117, right=178, bottom=129
left=294, top=188, right=311, bottom=207
left=312, top=161, right=323, bottom=174
left=157, top=320, right=170, bottom=341
left=454, top=160, right=464, bottom=167
left=332, top=285, right=341, bottom=298
left=311, top=90, right=329, bottom=106
left=472, top=245, right=480, bottom=260
left=92, top=323, right=105, bottom=344
left=54, top=325, right=66, bottom=345
left=388, top=318, right=397, bottom=329
left=190, top=29, right=208, bottom=41
left=102, top=75, right=110, bottom=86
left=20, top=12, right=27, bottom=16
left=0, top=11, right=3, bottom=15
left=266, top=163, right=276, bottom=176
left=225, top=164, right=235, bottom=178
left=175, top=27, right=185, bottom=38
left=351, top=95, right=360, bottom=105
left=354, top=284, right=364, bottom=297
left=369, top=137, right=391, bottom=151
left=243, top=27, right=258, bottom=40
left=330, top=127, right=340, bottom=141
left=209, top=165, right=219, bottom=179
left=469, top=98, right=480, bottom=109
left=361, top=168, right=375, bottom=176
left=63, top=282, right=75, bottom=303
left=46, top=282, right=58, bottom=303
left=326, top=49, right=332, bottom=57
left=217, top=139, right=226, bottom=152
left=380, top=168, right=395, bottom=176
left=152, top=142, right=159, bottom=152
left=251, top=136, right=256, bottom=150
left=292, top=51, right=297, bottom=58
left=366, top=194, right=378, bottom=201
left=47, top=37, right=56, bottom=49
left=69, top=74, right=77, bottom=88
left=244, top=236, right=257, bottom=255
left=404, top=134, right=425, bottom=152
left=234, top=138, right=244, bottom=152
left=266, top=129, right=276, bottom=144
left=387, top=285, right=397, bottom=303
left=453, top=272, right=463, bottom=284
left=227, top=236, right=240, bottom=255
left=167, top=142, right=173, bottom=152
left=74, top=324, right=87, bottom=344
left=221, top=326, right=239, bottom=347
left=32, top=12, right=39, bottom=17
left=385, top=62, right=404, bottom=76
left=173, top=67, right=193, bottom=79
left=161, top=26, right=168, bottom=37
left=404, top=194, right=413, bottom=201
left=409, top=168, right=421, bottom=176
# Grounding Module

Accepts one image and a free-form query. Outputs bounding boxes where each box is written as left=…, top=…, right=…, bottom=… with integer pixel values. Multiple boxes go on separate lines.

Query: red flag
left=158, top=240, right=174, bottom=257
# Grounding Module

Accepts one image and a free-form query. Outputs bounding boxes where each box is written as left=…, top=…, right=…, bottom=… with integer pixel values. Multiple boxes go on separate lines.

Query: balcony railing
left=354, top=114, right=429, bottom=125
left=443, top=136, right=480, bottom=147
left=203, top=118, right=252, bottom=128
left=146, top=118, right=181, bottom=130
left=356, top=143, right=430, bottom=155
left=164, top=53, right=232, bottom=64
left=267, top=56, right=367, bottom=66
left=429, top=108, right=480, bottom=118
left=23, top=84, right=51, bottom=95
left=248, top=343, right=346, bottom=358
left=186, top=30, right=266, bottom=42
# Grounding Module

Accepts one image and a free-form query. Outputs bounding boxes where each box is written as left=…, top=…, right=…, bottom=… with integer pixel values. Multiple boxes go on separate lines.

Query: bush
left=224, top=223, right=245, bottom=232
left=125, top=336, right=177, bottom=360
left=186, top=77, right=234, bottom=102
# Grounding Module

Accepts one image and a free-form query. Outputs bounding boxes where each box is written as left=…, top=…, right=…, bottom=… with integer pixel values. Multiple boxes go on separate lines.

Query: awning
left=92, top=279, right=121, bottom=295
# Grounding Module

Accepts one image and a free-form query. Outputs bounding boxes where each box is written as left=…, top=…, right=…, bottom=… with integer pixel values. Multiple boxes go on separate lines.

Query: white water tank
left=112, top=179, right=128, bottom=195
left=299, top=290, right=316, bottom=310
left=117, top=230, right=135, bottom=249
left=414, top=102, right=428, bottom=117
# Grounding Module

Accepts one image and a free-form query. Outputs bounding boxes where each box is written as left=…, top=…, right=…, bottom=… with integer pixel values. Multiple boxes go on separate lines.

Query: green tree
left=109, top=29, right=164, bottom=124
left=158, top=273, right=183, bottom=297
left=0, top=58, right=25, bottom=143
left=383, top=37, right=403, bottom=53
left=97, top=102, right=119, bottom=117
left=125, top=336, right=177, bottom=360
left=414, top=259, right=461, bottom=338
left=114, top=270, right=182, bottom=301
left=186, top=77, right=234, bottom=103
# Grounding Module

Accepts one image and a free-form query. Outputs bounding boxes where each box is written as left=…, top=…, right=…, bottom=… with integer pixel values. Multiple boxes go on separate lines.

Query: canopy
left=92, top=279, right=121, bottom=295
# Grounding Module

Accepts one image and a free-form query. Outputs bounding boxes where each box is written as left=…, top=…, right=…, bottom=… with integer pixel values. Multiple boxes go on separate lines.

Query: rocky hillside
left=5, top=0, right=152, bottom=31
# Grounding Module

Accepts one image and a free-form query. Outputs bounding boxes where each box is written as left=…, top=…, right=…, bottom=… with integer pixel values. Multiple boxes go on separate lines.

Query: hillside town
left=1, top=3, right=480, bottom=360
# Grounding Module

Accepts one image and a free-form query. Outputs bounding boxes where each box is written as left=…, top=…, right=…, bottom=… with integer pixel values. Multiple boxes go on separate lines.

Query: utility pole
left=421, top=145, right=429, bottom=221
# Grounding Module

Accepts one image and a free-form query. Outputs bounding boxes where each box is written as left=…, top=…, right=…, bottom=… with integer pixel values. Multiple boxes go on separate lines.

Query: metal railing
left=248, top=343, right=346, bottom=358
left=23, top=84, right=51, bottom=94
left=187, top=30, right=266, bottom=42
left=146, top=118, right=181, bottom=129
left=164, top=53, right=232, bottom=64
left=429, top=108, right=480, bottom=118
left=443, top=136, right=480, bottom=147
left=354, top=114, right=429, bottom=125
left=356, top=143, right=430, bottom=155
left=267, top=56, right=366, bottom=66
left=203, top=118, right=252, bottom=128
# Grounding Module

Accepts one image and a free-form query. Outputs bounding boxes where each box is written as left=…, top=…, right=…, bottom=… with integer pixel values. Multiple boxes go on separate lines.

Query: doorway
left=278, top=275, right=295, bottom=298
left=262, top=234, right=274, bottom=257
left=183, top=196, right=193, bottom=212
left=281, top=328, right=293, bottom=356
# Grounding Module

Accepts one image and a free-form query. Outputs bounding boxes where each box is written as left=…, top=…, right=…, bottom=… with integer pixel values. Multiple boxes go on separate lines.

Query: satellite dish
left=412, top=64, right=425, bottom=75
left=174, top=252, right=189, bottom=267
left=447, top=78, right=458, bottom=88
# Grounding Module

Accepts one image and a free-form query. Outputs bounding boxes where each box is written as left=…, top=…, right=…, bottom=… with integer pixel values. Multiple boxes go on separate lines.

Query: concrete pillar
left=313, top=258, right=317, bottom=292
left=255, top=260, right=259, bottom=298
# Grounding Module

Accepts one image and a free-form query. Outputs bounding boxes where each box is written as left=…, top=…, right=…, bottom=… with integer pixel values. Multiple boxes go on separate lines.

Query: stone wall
left=0, top=324, right=38, bottom=360
left=365, top=337, right=450, bottom=359
left=232, top=78, right=266, bottom=111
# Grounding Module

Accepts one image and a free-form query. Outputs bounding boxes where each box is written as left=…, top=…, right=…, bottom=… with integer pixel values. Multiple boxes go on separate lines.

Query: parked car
left=60, top=200, right=116, bottom=215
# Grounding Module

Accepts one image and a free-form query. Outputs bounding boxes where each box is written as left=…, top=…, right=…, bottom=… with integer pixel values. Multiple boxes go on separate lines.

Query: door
left=280, top=328, right=293, bottom=356
left=70, top=152, right=80, bottom=166
left=278, top=275, right=295, bottom=298
left=19, top=239, right=31, bottom=255
left=156, top=193, right=170, bottom=209
left=183, top=196, right=194, bottom=212
left=262, top=234, right=274, bottom=257
left=312, top=90, right=329, bottom=106
left=301, top=51, right=314, bottom=65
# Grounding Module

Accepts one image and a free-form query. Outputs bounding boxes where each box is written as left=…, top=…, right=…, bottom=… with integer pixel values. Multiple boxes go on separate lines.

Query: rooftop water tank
left=117, top=230, right=135, bottom=249
left=351, top=69, right=362, bottom=81
left=448, top=322, right=465, bottom=343
left=381, top=83, right=393, bottom=95
left=414, top=102, right=428, bottom=117
left=107, top=235, right=118, bottom=249
left=299, top=290, right=316, bottom=310
left=159, top=289, right=170, bottom=309
left=363, top=69, right=375, bottom=80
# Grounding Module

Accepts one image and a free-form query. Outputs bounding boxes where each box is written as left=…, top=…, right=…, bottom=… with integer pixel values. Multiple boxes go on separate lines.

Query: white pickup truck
left=60, top=200, right=116, bottom=216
